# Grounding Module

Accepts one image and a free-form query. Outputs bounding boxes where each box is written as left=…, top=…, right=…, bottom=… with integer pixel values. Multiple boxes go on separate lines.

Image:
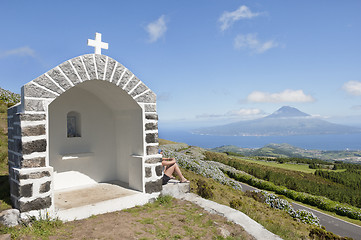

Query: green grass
left=239, top=157, right=317, bottom=173
left=159, top=138, right=179, bottom=145
left=0, top=216, right=64, bottom=239
left=236, top=156, right=347, bottom=174
left=0, top=103, right=11, bottom=211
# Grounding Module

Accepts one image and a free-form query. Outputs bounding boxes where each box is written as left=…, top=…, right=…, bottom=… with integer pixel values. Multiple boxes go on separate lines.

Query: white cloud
left=0, top=46, right=36, bottom=58
left=219, top=5, right=261, bottom=31
left=247, top=89, right=315, bottom=103
left=197, top=108, right=264, bottom=119
left=343, top=81, right=361, bottom=96
left=226, top=108, right=262, bottom=117
left=234, top=33, right=278, bottom=53
left=145, top=15, right=167, bottom=43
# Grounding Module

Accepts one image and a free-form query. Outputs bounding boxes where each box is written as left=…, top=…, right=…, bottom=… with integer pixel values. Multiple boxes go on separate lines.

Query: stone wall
left=8, top=54, right=162, bottom=214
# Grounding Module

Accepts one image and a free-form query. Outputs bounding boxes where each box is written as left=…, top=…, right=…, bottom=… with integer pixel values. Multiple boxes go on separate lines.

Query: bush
left=229, top=198, right=242, bottom=209
left=309, top=227, right=354, bottom=240
left=249, top=190, right=320, bottom=226
left=196, top=179, right=214, bottom=199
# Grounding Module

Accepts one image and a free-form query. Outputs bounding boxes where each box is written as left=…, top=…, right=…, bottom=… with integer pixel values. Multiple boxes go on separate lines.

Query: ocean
left=158, top=129, right=361, bottom=151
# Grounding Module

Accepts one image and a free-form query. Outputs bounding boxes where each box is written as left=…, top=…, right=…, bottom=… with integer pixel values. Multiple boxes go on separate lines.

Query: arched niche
left=48, top=80, right=144, bottom=191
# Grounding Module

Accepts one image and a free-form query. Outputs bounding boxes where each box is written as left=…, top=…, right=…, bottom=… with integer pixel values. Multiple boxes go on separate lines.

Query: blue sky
left=1, top=1, right=361, bottom=129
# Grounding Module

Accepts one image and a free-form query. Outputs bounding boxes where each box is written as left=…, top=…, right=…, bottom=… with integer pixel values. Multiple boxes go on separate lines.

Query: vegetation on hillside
left=205, top=151, right=361, bottom=209
left=212, top=144, right=361, bottom=163
left=0, top=87, right=20, bottom=107
left=161, top=143, right=356, bottom=239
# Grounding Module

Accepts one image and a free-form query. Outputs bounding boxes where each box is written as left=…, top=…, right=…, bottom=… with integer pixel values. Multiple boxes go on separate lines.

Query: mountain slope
left=193, top=106, right=361, bottom=136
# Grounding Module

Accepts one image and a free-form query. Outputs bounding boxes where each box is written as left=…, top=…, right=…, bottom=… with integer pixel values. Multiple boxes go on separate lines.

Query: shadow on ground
left=0, top=174, right=11, bottom=210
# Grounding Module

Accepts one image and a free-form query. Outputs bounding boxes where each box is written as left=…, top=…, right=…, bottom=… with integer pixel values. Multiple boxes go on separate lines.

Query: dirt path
left=47, top=198, right=255, bottom=240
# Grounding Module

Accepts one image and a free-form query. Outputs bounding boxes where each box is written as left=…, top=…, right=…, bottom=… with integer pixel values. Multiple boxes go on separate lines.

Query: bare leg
left=164, top=163, right=188, bottom=182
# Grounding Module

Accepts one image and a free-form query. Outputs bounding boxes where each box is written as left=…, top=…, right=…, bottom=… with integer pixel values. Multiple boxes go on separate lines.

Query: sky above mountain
left=0, top=1, right=360, bottom=129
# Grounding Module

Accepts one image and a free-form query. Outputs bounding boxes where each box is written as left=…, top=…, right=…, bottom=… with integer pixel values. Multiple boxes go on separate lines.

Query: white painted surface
left=48, top=80, right=144, bottom=192
left=55, top=192, right=158, bottom=222
left=87, top=32, right=108, bottom=55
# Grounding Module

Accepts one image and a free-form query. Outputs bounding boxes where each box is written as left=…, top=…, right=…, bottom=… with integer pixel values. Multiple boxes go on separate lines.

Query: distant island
left=193, top=106, right=361, bottom=136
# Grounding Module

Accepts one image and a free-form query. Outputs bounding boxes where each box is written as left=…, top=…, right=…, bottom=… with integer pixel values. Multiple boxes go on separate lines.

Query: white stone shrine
left=7, top=33, right=163, bottom=220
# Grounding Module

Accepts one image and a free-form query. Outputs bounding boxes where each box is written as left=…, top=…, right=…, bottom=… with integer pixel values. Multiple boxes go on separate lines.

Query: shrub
left=229, top=198, right=242, bottom=209
left=250, top=190, right=320, bottom=226
left=196, top=179, right=214, bottom=199
left=309, top=227, right=354, bottom=240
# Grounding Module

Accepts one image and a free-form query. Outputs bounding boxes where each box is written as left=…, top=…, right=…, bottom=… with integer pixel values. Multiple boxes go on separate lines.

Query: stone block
left=145, top=157, right=162, bottom=164
left=10, top=180, right=19, bottom=198
left=33, top=74, right=63, bottom=95
left=110, top=63, right=126, bottom=84
left=15, top=126, right=21, bottom=136
left=144, top=104, right=157, bottom=113
left=23, top=83, right=58, bottom=98
left=22, top=139, right=46, bottom=155
left=95, top=55, right=106, bottom=80
left=161, top=181, right=190, bottom=198
left=145, top=122, right=158, bottom=131
left=124, top=76, right=140, bottom=92
left=21, top=157, right=46, bottom=168
left=7, top=127, right=13, bottom=139
left=19, top=196, right=51, bottom=212
left=7, top=140, right=14, bottom=152
left=135, top=91, right=156, bottom=103
left=7, top=107, right=16, bottom=116
left=20, top=113, right=46, bottom=121
left=20, top=184, right=33, bottom=198
left=12, top=113, right=20, bottom=123
left=145, top=167, right=152, bottom=178
left=39, top=181, right=51, bottom=193
left=155, top=165, right=163, bottom=176
left=82, top=54, right=97, bottom=80
left=130, top=83, right=147, bottom=97
left=145, top=113, right=158, bottom=120
left=0, top=209, right=20, bottom=227
left=71, top=57, right=89, bottom=81
left=145, top=179, right=162, bottom=194
left=146, top=133, right=158, bottom=144
left=19, top=171, right=50, bottom=180
left=105, top=57, right=117, bottom=81
left=24, top=99, right=45, bottom=112
left=14, top=138, right=22, bottom=153
left=7, top=117, right=12, bottom=129
left=13, top=155, right=21, bottom=168
left=47, top=68, right=72, bottom=91
left=146, top=146, right=158, bottom=155
left=59, top=61, right=81, bottom=85
left=0, top=234, right=11, bottom=240
left=22, top=125, right=46, bottom=136
left=118, top=69, right=132, bottom=88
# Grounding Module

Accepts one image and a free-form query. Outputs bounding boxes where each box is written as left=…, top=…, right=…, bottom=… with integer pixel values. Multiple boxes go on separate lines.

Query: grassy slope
left=180, top=167, right=313, bottom=239
left=235, top=157, right=347, bottom=174
left=0, top=101, right=11, bottom=211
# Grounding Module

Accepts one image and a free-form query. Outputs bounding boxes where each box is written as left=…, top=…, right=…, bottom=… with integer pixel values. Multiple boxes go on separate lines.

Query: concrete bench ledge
left=161, top=180, right=190, bottom=198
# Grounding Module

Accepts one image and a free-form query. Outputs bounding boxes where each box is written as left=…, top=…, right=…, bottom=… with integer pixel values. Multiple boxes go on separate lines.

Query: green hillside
left=212, top=144, right=361, bottom=163
left=0, top=88, right=20, bottom=211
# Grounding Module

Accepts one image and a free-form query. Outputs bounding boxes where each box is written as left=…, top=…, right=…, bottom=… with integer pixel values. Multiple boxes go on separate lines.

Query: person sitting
left=159, top=149, right=189, bottom=185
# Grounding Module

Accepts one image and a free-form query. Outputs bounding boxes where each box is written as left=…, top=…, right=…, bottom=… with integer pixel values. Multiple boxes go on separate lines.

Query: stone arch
left=7, top=54, right=162, bottom=214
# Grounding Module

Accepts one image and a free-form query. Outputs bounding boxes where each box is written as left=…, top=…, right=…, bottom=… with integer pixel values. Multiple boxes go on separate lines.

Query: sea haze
left=158, top=129, right=361, bottom=151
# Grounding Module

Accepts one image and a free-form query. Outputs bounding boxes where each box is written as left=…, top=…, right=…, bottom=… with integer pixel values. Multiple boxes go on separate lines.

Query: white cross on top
left=87, top=32, right=108, bottom=55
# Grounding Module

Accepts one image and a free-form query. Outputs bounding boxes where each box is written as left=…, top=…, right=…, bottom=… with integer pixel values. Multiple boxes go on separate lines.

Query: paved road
left=238, top=182, right=361, bottom=239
